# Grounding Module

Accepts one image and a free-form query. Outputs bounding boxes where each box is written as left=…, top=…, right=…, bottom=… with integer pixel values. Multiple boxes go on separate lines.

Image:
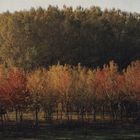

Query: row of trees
left=0, top=6, right=140, bottom=69
left=0, top=61, right=139, bottom=127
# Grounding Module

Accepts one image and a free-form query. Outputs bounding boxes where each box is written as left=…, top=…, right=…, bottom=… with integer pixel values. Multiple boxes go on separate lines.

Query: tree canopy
left=0, top=6, right=139, bottom=69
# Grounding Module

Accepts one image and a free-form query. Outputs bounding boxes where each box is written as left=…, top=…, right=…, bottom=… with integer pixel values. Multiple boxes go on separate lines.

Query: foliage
left=0, top=6, right=139, bottom=69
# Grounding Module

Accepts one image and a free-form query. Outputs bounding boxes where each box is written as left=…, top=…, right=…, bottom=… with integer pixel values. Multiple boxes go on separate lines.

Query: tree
left=124, top=61, right=140, bottom=119
left=27, top=69, right=43, bottom=127
left=7, top=68, right=28, bottom=124
left=47, top=64, right=72, bottom=120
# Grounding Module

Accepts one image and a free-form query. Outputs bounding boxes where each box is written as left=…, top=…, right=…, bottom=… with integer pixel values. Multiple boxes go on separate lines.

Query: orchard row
left=0, top=61, right=139, bottom=126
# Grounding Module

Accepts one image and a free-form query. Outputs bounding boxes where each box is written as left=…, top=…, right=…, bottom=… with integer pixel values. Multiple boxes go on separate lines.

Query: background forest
left=0, top=6, right=140, bottom=69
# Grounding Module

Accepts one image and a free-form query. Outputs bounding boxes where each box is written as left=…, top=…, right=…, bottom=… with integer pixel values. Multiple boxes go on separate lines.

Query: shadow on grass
left=0, top=121, right=140, bottom=140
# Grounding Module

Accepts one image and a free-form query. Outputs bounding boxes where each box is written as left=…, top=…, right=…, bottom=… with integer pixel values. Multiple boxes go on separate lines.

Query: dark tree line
left=0, top=6, right=140, bottom=69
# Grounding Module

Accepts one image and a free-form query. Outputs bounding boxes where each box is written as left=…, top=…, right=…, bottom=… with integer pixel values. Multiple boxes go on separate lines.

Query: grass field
left=0, top=121, right=140, bottom=140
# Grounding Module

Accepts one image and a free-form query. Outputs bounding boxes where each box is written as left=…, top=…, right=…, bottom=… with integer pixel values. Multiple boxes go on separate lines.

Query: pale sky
left=0, top=0, right=140, bottom=13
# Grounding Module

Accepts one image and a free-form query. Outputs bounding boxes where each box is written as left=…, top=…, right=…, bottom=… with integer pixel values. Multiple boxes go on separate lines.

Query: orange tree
left=7, top=68, right=28, bottom=124
left=124, top=61, right=140, bottom=119
left=0, top=65, right=11, bottom=126
left=98, top=61, right=120, bottom=120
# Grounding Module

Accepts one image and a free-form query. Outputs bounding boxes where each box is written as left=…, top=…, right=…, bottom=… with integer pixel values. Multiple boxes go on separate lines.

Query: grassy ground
left=0, top=121, right=140, bottom=140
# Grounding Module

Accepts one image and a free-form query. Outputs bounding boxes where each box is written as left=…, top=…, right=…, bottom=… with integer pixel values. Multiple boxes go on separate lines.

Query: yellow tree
left=39, top=68, right=59, bottom=122
left=71, top=65, right=89, bottom=121
left=47, top=64, right=72, bottom=120
left=27, top=69, right=43, bottom=127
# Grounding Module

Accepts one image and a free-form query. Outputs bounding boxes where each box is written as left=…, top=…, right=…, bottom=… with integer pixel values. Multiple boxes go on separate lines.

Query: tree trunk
left=120, top=105, right=123, bottom=121
left=67, top=110, right=70, bottom=121
left=0, top=113, right=4, bottom=130
left=60, top=109, right=63, bottom=120
left=102, top=105, right=105, bottom=120
left=35, top=107, right=39, bottom=128
left=94, top=110, right=96, bottom=121
left=77, top=111, right=80, bottom=121
left=20, top=111, right=23, bottom=122
left=15, top=108, right=18, bottom=125
left=66, top=104, right=70, bottom=121
left=93, top=108, right=96, bottom=121
left=56, top=109, right=59, bottom=120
